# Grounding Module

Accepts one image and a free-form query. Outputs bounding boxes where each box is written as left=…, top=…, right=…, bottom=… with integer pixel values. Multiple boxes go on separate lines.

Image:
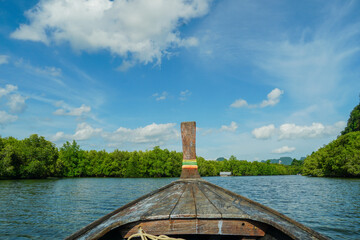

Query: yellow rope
left=128, top=227, right=185, bottom=240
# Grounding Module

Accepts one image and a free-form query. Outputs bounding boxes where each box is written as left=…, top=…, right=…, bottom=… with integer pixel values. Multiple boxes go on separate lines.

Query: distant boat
left=220, top=171, right=232, bottom=177
left=66, top=122, right=328, bottom=240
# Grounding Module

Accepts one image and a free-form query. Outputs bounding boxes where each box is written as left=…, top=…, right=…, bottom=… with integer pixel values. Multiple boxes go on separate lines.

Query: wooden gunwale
left=122, top=219, right=267, bottom=238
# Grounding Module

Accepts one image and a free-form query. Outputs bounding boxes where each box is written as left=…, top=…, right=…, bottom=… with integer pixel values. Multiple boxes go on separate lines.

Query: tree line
left=303, top=132, right=360, bottom=177
left=0, top=135, right=302, bottom=179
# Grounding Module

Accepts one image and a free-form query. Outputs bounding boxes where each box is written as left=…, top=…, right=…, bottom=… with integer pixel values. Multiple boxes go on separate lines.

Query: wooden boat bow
left=66, top=122, right=329, bottom=240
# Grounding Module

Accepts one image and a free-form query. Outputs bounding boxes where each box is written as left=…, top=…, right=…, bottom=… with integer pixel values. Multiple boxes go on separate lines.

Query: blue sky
left=0, top=0, right=359, bottom=161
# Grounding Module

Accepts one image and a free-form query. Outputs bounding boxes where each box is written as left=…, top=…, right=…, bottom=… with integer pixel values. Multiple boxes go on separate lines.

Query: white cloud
left=0, top=84, right=17, bottom=97
left=7, top=94, right=28, bottom=114
left=103, top=123, right=179, bottom=144
left=14, top=59, right=64, bottom=85
left=51, top=132, right=67, bottom=142
left=34, top=66, right=62, bottom=77
left=117, top=60, right=136, bottom=72
left=260, top=88, right=284, bottom=107
left=231, top=88, right=283, bottom=108
left=251, top=124, right=275, bottom=139
left=278, top=122, right=346, bottom=140
left=230, top=99, right=248, bottom=108
left=54, top=104, right=91, bottom=116
left=52, top=122, right=102, bottom=141
left=0, top=55, right=9, bottom=65
left=252, top=121, right=346, bottom=140
left=73, top=122, right=102, bottom=140
left=68, top=105, right=91, bottom=116
left=153, top=91, right=168, bottom=101
left=0, top=84, right=28, bottom=117
left=11, top=0, right=211, bottom=68
left=52, top=122, right=180, bottom=146
left=179, top=89, right=191, bottom=101
left=220, top=121, right=238, bottom=132
left=271, top=146, right=296, bottom=154
left=0, top=111, right=18, bottom=125
left=54, top=100, right=64, bottom=108
left=196, top=127, right=214, bottom=136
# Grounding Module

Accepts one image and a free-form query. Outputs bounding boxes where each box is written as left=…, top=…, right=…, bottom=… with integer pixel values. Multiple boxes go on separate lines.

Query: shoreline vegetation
left=1, top=103, right=359, bottom=180
left=303, top=131, right=360, bottom=178
left=0, top=135, right=302, bottom=179
left=303, top=103, right=360, bottom=178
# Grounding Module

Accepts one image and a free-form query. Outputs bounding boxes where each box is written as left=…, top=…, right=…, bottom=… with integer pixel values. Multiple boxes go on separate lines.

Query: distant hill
left=217, top=156, right=305, bottom=165
left=261, top=157, right=304, bottom=165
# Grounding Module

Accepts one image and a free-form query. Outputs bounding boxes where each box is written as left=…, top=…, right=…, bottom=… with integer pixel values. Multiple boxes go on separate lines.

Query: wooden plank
left=140, top=182, right=186, bottom=220
left=200, top=182, right=264, bottom=219
left=192, top=182, right=222, bottom=218
left=170, top=183, right=196, bottom=218
left=110, top=182, right=185, bottom=221
left=197, top=182, right=248, bottom=218
left=123, top=219, right=266, bottom=238
left=200, top=182, right=290, bottom=222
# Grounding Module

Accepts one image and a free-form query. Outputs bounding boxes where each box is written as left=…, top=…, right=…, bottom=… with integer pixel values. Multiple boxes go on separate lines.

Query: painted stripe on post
left=182, top=165, right=198, bottom=169
left=182, top=159, right=197, bottom=166
left=182, top=162, right=197, bottom=166
left=182, top=159, right=197, bottom=163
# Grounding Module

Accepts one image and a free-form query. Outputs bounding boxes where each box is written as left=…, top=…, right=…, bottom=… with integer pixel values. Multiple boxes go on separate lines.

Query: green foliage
left=21, top=134, right=59, bottom=178
left=341, top=103, right=360, bottom=135
left=58, top=140, right=85, bottom=177
left=198, top=155, right=299, bottom=177
left=303, top=132, right=360, bottom=177
left=0, top=135, right=58, bottom=178
left=0, top=135, right=300, bottom=179
left=303, top=103, right=360, bottom=178
left=290, top=159, right=304, bottom=174
left=291, top=159, right=304, bottom=166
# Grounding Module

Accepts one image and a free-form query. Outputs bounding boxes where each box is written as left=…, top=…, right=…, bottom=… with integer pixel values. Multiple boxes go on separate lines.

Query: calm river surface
left=0, top=175, right=359, bottom=239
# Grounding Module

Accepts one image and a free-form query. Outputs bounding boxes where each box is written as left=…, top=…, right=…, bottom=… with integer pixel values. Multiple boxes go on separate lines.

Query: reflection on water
left=0, top=176, right=359, bottom=239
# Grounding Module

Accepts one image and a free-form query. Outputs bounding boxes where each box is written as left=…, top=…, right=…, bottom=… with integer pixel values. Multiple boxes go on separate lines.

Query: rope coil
left=128, top=227, right=185, bottom=240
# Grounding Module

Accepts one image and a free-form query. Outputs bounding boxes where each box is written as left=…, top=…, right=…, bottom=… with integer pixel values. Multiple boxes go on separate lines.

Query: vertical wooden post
left=180, top=121, right=200, bottom=179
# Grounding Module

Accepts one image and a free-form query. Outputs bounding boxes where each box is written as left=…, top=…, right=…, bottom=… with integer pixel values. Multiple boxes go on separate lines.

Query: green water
left=0, top=176, right=359, bottom=239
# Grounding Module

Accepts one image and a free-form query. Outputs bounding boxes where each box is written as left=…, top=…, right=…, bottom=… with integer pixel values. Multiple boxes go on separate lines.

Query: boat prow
left=66, top=122, right=328, bottom=240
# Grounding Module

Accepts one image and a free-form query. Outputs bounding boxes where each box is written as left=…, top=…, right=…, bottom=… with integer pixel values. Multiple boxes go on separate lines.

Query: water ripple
left=0, top=176, right=359, bottom=239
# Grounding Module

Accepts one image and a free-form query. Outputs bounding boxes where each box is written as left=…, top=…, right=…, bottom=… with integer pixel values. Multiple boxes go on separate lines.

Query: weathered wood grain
left=123, top=219, right=266, bottom=238
left=141, top=182, right=186, bottom=220
left=192, top=182, right=222, bottom=218
left=181, top=122, right=196, bottom=160
left=197, top=181, right=249, bottom=218
left=180, top=122, right=200, bottom=179
left=170, top=183, right=196, bottom=218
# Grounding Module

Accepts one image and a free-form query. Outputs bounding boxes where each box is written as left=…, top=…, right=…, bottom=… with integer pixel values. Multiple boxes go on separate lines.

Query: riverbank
left=1, top=135, right=301, bottom=179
